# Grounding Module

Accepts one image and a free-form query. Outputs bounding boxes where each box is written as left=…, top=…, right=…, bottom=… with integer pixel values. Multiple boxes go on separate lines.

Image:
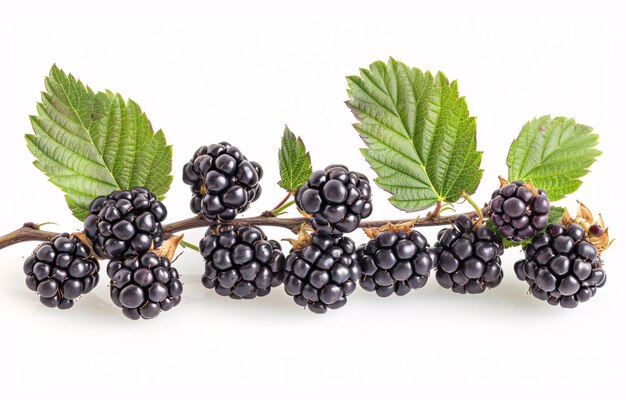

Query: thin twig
left=0, top=207, right=490, bottom=251
left=0, top=223, right=61, bottom=250
left=261, top=193, right=293, bottom=217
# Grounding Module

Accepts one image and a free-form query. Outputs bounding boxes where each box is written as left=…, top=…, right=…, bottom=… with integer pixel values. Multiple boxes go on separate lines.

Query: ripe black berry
left=199, top=225, right=285, bottom=299
left=433, top=215, right=504, bottom=294
left=489, top=180, right=550, bottom=241
left=84, top=187, right=167, bottom=259
left=295, top=165, right=372, bottom=235
left=182, top=142, right=263, bottom=221
left=513, top=223, right=606, bottom=308
left=108, top=252, right=182, bottom=320
left=23, top=233, right=100, bottom=309
left=281, top=233, right=360, bottom=313
left=357, top=230, right=434, bottom=297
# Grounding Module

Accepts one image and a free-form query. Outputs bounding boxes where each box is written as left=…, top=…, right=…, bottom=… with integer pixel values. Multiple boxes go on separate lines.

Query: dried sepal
left=561, top=202, right=613, bottom=255
left=297, top=209, right=313, bottom=219
left=498, top=176, right=508, bottom=188
left=362, top=219, right=418, bottom=239
left=576, top=201, right=594, bottom=222
left=71, top=231, right=97, bottom=258
left=523, top=181, right=539, bottom=197
left=283, top=225, right=312, bottom=252
left=154, top=234, right=184, bottom=260
left=562, top=208, right=574, bottom=226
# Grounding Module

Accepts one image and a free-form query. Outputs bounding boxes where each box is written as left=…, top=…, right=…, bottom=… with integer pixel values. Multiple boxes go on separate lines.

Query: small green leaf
left=26, top=65, right=173, bottom=220
left=347, top=58, right=483, bottom=211
left=507, top=116, right=601, bottom=201
left=488, top=206, right=566, bottom=249
left=547, top=206, right=566, bottom=225
left=278, top=126, right=312, bottom=193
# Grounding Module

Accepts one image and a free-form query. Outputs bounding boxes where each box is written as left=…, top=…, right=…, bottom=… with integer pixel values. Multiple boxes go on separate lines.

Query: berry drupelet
left=108, top=252, right=183, bottom=320
left=433, top=214, right=504, bottom=294
left=357, top=229, right=435, bottom=297
left=295, top=164, right=372, bottom=235
left=182, top=142, right=263, bottom=222
left=514, top=223, right=606, bottom=308
left=199, top=225, right=285, bottom=299
left=84, top=187, right=167, bottom=259
left=24, top=233, right=100, bottom=309
left=281, top=232, right=360, bottom=313
left=489, top=180, right=550, bottom=242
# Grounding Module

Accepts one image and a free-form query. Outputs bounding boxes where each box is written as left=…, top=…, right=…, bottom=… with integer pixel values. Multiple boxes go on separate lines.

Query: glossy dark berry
left=108, top=252, right=182, bottom=320
left=84, top=187, right=167, bottom=259
left=199, top=225, right=285, bottom=299
left=23, top=233, right=100, bottom=309
left=295, top=165, right=372, bottom=235
left=433, top=215, right=504, bottom=294
left=281, top=233, right=360, bottom=313
left=357, top=229, right=435, bottom=297
left=489, top=181, right=550, bottom=241
left=514, top=223, right=606, bottom=308
left=182, top=142, right=263, bottom=221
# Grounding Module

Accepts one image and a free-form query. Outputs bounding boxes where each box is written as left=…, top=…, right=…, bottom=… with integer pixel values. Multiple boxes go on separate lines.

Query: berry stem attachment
left=462, top=192, right=484, bottom=226
left=426, top=201, right=442, bottom=219
left=179, top=240, right=200, bottom=252
left=272, top=200, right=295, bottom=216
left=262, top=193, right=294, bottom=217
left=0, top=207, right=491, bottom=251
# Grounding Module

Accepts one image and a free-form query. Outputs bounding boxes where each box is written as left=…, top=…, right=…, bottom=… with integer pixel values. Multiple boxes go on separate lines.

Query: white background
left=0, top=1, right=624, bottom=398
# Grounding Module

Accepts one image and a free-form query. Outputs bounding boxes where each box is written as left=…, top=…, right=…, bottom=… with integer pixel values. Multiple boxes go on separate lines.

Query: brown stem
left=426, top=201, right=442, bottom=219
left=0, top=223, right=61, bottom=250
left=0, top=207, right=491, bottom=251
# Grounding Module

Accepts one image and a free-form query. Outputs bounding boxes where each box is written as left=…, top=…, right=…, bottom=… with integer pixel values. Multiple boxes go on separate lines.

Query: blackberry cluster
left=281, top=233, right=360, bottom=313
left=84, top=187, right=167, bottom=259
left=514, top=223, right=606, bottom=308
left=357, top=230, right=434, bottom=297
left=182, top=142, right=263, bottom=221
left=489, top=180, right=550, bottom=241
left=108, top=252, right=183, bottom=320
left=434, top=215, right=504, bottom=294
left=295, top=164, right=372, bottom=235
left=199, top=225, right=285, bottom=299
left=23, top=233, right=99, bottom=309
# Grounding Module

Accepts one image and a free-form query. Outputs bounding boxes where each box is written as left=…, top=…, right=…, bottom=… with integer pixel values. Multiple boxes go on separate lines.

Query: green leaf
left=278, top=126, right=312, bottom=193
left=25, top=65, right=173, bottom=220
left=488, top=206, right=565, bottom=249
left=507, top=116, right=601, bottom=201
left=346, top=58, right=483, bottom=211
left=547, top=205, right=566, bottom=225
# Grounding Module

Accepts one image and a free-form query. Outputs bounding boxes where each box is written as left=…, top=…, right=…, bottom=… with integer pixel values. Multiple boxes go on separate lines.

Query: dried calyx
left=561, top=202, right=613, bottom=255
left=362, top=219, right=418, bottom=239
left=154, top=235, right=184, bottom=260
left=283, top=226, right=312, bottom=252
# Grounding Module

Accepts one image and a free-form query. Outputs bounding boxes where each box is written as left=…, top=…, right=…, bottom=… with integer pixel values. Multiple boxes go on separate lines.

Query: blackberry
left=199, top=225, right=285, bottom=299
left=84, top=187, right=167, bottom=259
left=295, top=164, right=372, bottom=235
left=357, top=230, right=434, bottom=297
left=108, top=252, right=182, bottom=320
left=513, top=223, right=606, bottom=308
left=23, top=233, right=99, bottom=309
left=282, top=233, right=360, bottom=313
left=182, top=142, right=263, bottom=221
left=433, top=215, right=504, bottom=294
left=489, top=180, right=550, bottom=241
